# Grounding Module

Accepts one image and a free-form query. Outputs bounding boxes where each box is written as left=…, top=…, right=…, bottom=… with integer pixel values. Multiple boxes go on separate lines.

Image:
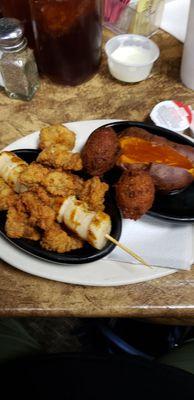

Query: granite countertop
left=1, top=29, right=194, bottom=321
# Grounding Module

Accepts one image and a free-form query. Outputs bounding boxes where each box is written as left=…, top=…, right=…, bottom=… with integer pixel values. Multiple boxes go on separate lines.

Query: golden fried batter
left=82, top=127, right=119, bottom=176
left=30, top=185, right=66, bottom=214
left=19, top=162, right=49, bottom=188
left=39, top=124, right=75, bottom=150
left=79, top=177, right=109, bottom=211
left=0, top=177, right=18, bottom=211
left=37, top=144, right=82, bottom=170
left=43, top=171, right=84, bottom=196
left=21, top=192, right=56, bottom=230
left=72, top=174, right=84, bottom=195
left=30, top=185, right=53, bottom=206
left=40, top=223, right=83, bottom=253
left=14, top=196, right=28, bottom=213
left=5, top=206, right=40, bottom=240
left=50, top=196, right=65, bottom=214
left=115, top=171, right=155, bottom=220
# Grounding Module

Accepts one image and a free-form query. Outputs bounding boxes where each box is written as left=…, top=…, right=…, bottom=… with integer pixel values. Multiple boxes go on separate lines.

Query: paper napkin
left=108, top=215, right=193, bottom=270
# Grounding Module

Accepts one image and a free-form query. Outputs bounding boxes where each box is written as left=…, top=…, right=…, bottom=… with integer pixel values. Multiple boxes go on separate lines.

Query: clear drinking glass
left=29, top=0, right=103, bottom=86
left=1, top=0, right=35, bottom=48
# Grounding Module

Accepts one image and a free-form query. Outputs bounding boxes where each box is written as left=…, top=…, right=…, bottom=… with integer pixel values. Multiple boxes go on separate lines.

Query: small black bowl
left=0, top=149, right=122, bottom=264
left=93, top=121, right=194, bottom=222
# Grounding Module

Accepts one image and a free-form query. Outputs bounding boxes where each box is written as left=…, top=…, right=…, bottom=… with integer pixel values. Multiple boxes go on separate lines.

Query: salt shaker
left=180, top=1, right=194, bottom=90
left=0, top=18, right=39, bottom=100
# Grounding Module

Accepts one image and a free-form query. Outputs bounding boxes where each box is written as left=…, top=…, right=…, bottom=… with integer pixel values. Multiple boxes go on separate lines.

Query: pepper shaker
left=0, top=18, right=39, bottom=100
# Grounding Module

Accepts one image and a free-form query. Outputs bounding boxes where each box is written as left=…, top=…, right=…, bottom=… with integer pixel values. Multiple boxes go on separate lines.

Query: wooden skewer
left=105, top=234, right=151, bottom=268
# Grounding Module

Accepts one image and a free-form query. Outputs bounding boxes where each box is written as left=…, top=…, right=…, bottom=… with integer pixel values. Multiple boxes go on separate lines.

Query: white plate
left=0, top=119, right=175, bottom=287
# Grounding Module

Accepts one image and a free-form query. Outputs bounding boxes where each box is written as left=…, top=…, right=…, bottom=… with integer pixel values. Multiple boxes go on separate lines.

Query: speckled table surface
left=1, top=29, right=194, bottom=321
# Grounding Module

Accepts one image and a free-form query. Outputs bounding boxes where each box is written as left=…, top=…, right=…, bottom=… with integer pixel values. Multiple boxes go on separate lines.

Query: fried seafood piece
left=43, top=170, right=84, bottom=196
left=39, top=124, right=76, bottom=150
left=40, top=223, right=83, bottom=253
left=79, top=177, right=109, bottom=212
left=30, top=185, right=53, bottom=206
left=19, top=162, right=50, bottom=188
left=5, top=206, right=40, bottom=240
left=21, top=192, right=56, bottom=230
left=115, top=171, right=155, bottom=220
left=29, top=185, right=66, bottom=215
left=81, top=127, right=119, bottom=176
left=37, top=144, right=82, bottom=170
left=0, top=177, right=18, bottom=210
left=50, top=196, right=65, bottom=214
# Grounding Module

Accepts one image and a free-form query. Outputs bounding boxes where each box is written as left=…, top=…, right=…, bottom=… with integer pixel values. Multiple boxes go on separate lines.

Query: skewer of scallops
left=57, top=195, right=150, bottom=267
left=0, top=151, right=150, bottom=267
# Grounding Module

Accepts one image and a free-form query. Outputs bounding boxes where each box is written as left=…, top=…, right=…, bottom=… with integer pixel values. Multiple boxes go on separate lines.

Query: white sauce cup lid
left=150, top=100, right=192, bottom=133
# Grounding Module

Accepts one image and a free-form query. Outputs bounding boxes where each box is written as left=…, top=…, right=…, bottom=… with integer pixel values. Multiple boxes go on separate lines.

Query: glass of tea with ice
left=1, top=0, right=35, bottom=48
left=29, top=0, right=103, bottom=85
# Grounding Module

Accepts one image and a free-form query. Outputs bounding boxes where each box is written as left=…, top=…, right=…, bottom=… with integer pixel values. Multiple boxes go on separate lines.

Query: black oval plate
left=0, top=149, right=122, bottom=264
left=95, top=121, right=194, bottom=222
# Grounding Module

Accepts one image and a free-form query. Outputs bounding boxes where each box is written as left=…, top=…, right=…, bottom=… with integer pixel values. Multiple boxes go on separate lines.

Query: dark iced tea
left=29, top=0, right=102, bottom=85
left=1, top=0, right=35, bottom=48
left=0, top=1, right=3, bottom=17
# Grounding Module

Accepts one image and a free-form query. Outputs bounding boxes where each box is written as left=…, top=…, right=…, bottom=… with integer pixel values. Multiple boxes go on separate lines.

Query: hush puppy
left=115, top=171, right=155, bottom=220
left=81, top=127, right=119, bottom=176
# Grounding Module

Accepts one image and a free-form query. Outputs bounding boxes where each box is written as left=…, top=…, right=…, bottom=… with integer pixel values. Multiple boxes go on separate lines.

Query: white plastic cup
left=105, top=34, right=160, bottom=83
left=181, top=1, right=194, bottom=90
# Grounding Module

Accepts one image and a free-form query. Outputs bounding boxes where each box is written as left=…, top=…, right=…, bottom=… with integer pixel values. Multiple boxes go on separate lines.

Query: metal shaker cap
left=0, top=18, right=27, bottom=52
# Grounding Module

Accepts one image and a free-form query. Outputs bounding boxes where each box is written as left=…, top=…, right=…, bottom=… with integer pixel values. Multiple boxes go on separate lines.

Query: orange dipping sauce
left=118, top=136, right=193, bottom=170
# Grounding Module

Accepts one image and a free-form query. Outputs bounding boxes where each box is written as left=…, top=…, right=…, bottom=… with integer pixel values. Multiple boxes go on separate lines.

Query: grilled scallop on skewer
left=0, top=152, right=28, bottom=193
left=58, top=195, right=150, bottom=266
left=57, top=195, right=112, bottom=250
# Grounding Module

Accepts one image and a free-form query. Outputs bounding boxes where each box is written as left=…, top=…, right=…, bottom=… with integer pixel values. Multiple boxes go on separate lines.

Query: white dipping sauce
left=105, top=34, right=160, bottom=83
left=111, top=45, right=151, bottom=65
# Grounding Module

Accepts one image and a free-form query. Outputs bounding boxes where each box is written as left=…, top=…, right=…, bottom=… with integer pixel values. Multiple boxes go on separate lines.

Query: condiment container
left=29, top=0, right=102, bottom=86
left=180, top=0, right=194, bottom=90
left=105, top=34, right=159, bottom=83
left=0, top=18, right=39, bottom=101
left=150, top=100, right=192, bottom=134
left=103, top=0, right=165, bottom=37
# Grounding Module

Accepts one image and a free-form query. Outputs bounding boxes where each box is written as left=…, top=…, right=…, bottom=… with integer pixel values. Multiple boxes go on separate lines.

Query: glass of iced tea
left=1, top=0, right=35, bottom=48
left=29, top=0, right=103, bottom=85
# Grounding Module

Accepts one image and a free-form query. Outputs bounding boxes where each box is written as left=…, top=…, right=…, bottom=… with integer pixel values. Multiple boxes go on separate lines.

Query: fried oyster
left=5, top=206, right=40, bottom=241
left=39, top=124, right=76, bottom=150
left=0, top=177, right=18, bottom=211
left=79, top=177, right=109, bottom=212
left=40, top=223, right=83, bottom=253
left=19, top=162, right=50, bottom=188
left=43, top=170, right=84, bottom=196
left=37, top=144, right=82, bottom=170
left=20, top=192, right=56, bottom=230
